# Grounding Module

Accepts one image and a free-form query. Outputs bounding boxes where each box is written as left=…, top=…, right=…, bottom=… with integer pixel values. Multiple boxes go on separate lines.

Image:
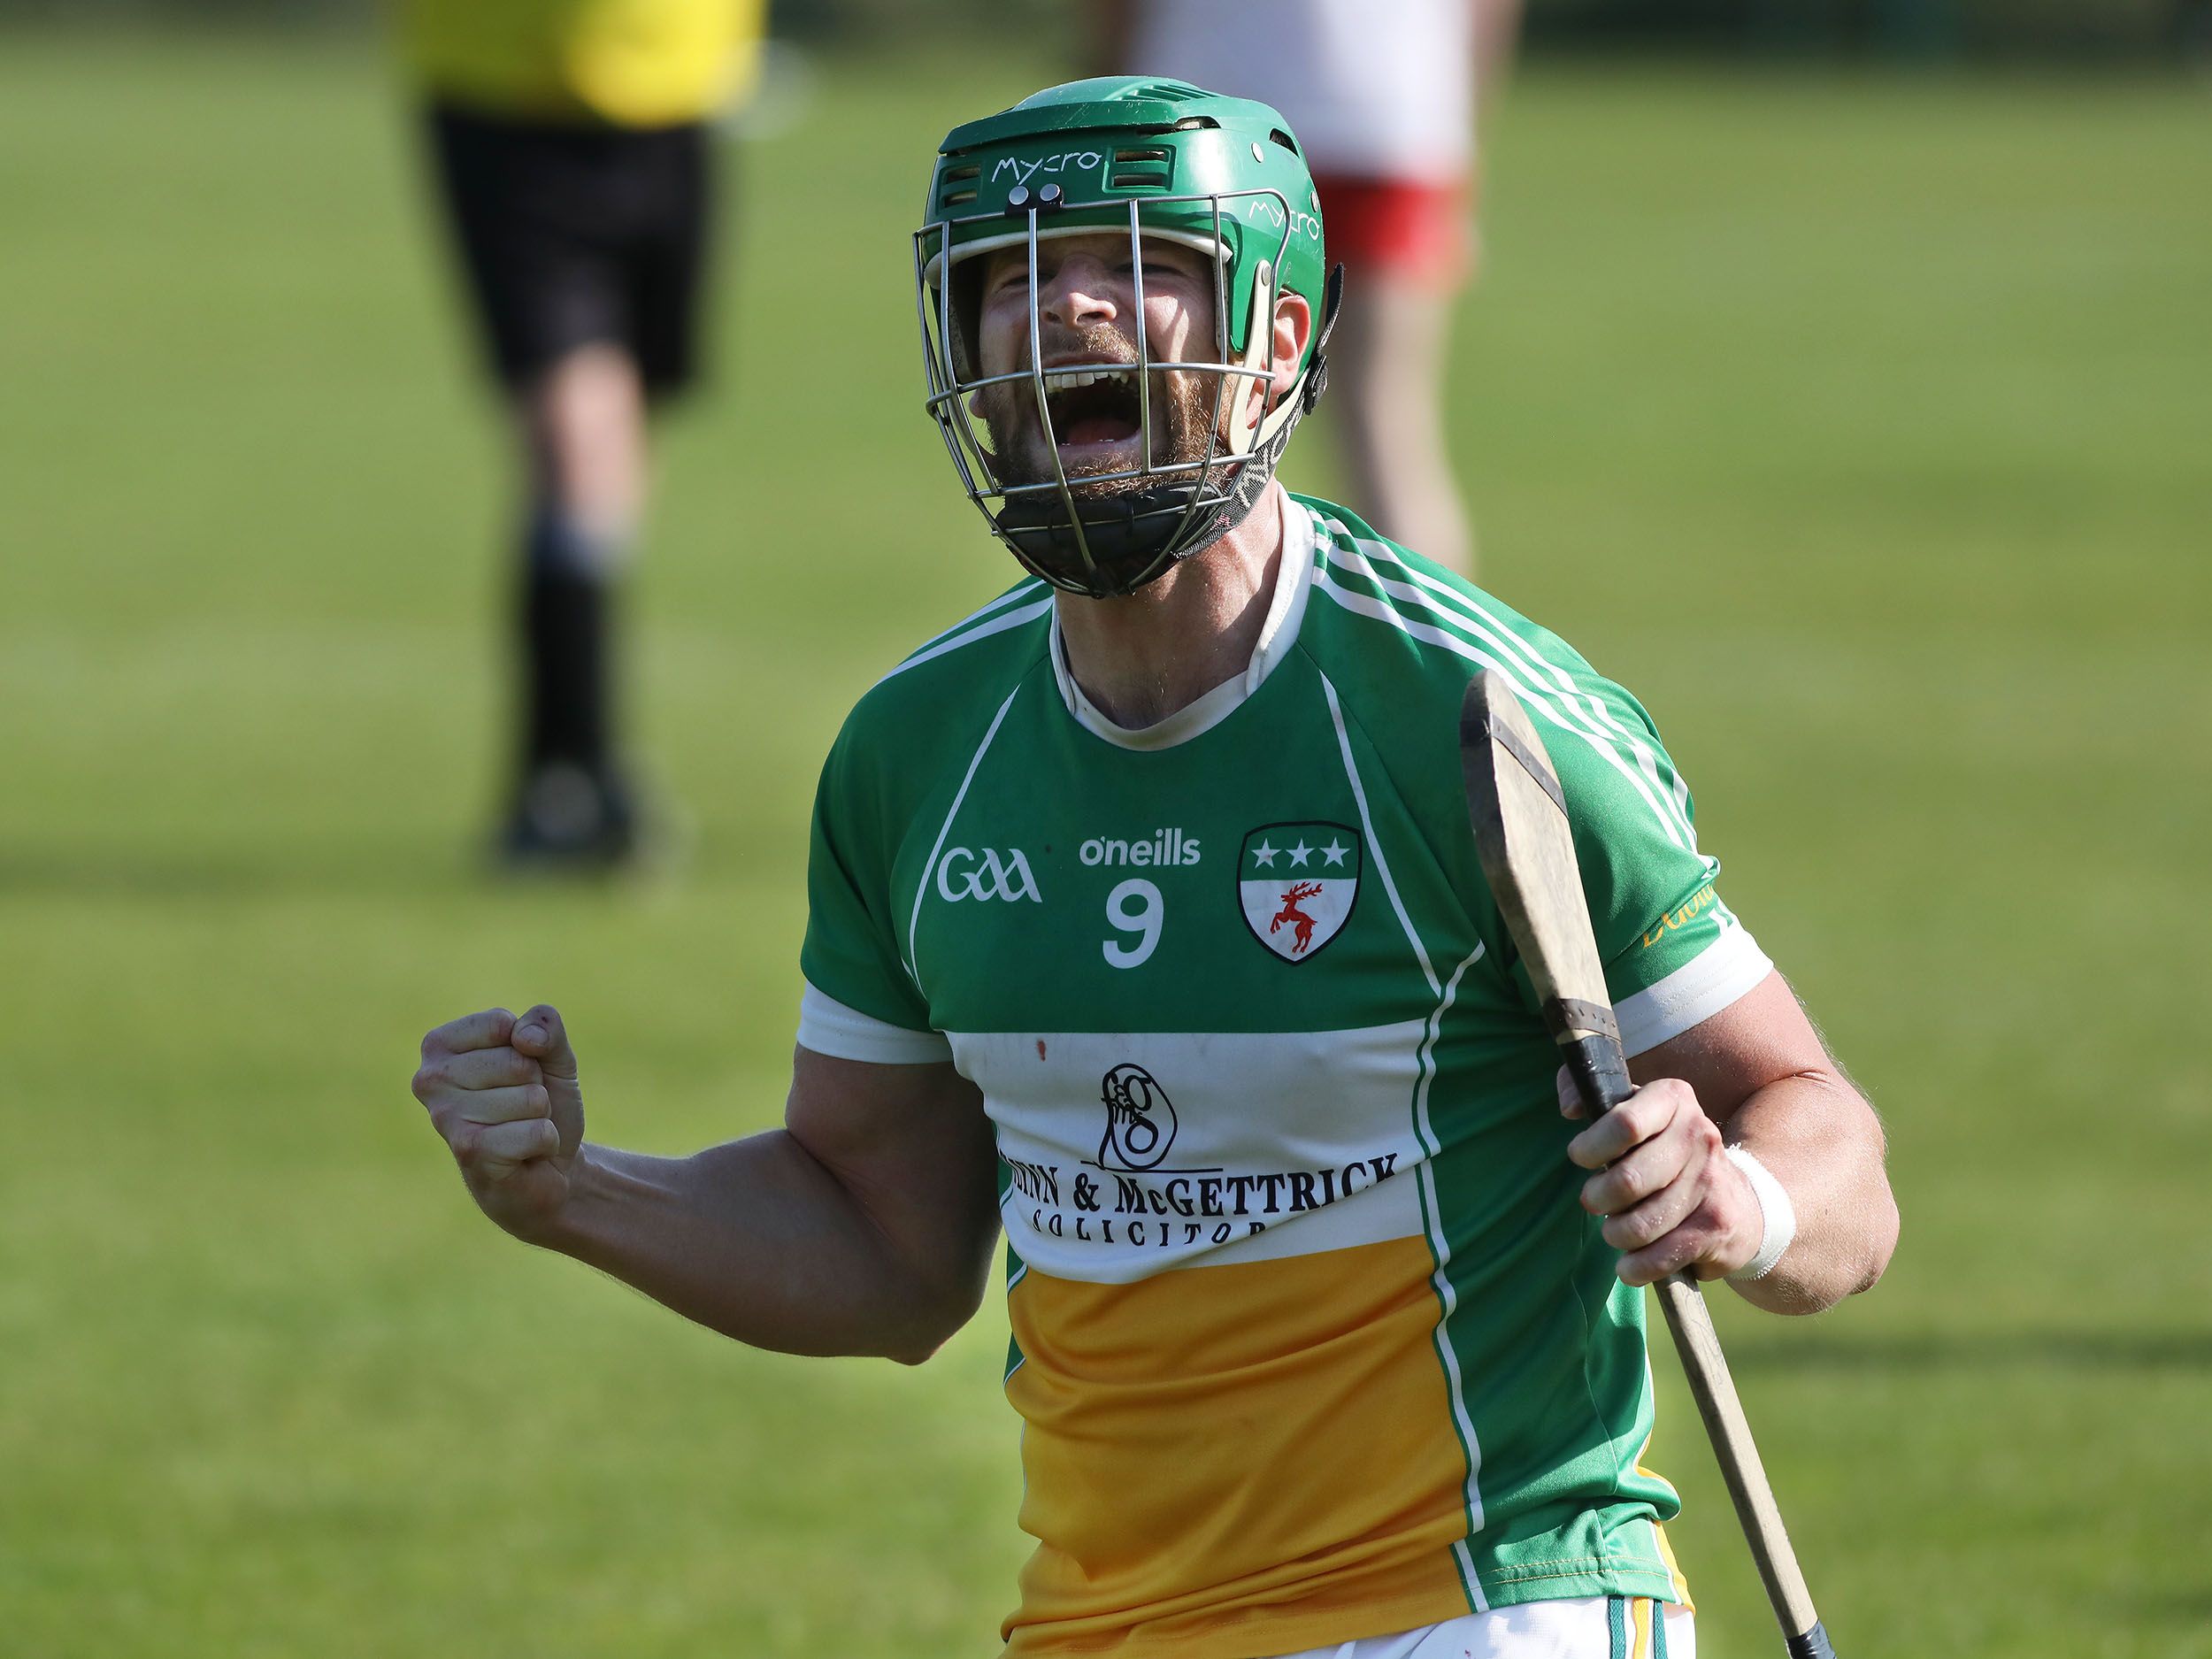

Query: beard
left=976, top=321, right=1227, bottom=498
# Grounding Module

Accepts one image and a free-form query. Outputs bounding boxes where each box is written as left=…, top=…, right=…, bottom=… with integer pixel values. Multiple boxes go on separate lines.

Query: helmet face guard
left=913, top=80, right=1336, bottom=598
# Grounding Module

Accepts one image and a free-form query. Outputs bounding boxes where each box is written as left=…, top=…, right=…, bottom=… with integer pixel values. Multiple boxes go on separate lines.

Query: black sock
left=519, top=518, right=618, bottom=780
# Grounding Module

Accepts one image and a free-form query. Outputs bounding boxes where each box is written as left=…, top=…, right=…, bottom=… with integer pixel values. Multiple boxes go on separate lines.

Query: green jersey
left=797, top=495, right=1766, bottom=1659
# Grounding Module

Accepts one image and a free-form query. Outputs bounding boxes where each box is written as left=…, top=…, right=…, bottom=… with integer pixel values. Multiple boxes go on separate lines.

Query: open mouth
left=1042, top=365, right=1143, bottom=449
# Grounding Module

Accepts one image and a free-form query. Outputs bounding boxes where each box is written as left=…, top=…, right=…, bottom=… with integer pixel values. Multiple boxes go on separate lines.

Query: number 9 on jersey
left=1102, top=879, right=1163, bottom=969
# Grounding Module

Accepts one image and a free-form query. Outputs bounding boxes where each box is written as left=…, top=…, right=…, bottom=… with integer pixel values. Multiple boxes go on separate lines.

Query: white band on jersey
left=1614, top=921, right=1772, bottom=1059
left=796, top=982, right=954, bottom=1066
left=1724, top=1145, right=1797, bottom=1283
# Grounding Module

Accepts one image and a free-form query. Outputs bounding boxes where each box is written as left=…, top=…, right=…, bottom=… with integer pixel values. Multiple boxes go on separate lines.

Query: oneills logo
left=1079, top=827, right=1202, bottom=868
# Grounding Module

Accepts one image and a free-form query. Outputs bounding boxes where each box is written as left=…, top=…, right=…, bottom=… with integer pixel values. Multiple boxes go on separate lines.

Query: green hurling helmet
left=914, top=77, right=1342, bottom=597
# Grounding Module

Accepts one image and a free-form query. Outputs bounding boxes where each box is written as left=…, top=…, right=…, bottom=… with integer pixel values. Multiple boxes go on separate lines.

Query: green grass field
left=2, top=28, right=2208, bottom=1657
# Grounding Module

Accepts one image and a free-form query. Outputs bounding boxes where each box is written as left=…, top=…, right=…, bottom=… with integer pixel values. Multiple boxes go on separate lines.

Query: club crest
left=1238, top=822, right=1362, bottom=963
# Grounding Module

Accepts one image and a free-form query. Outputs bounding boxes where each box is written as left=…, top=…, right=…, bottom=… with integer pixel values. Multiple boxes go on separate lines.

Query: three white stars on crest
left=1251, top=838, right=1350, bottom=869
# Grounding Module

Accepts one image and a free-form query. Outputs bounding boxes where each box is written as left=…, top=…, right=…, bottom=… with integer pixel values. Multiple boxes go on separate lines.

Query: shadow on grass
left=0, top=842, right=686, bottom=901
left=0, top=818, right=790, bottom=900
left=0, top=792, right=809, bottom=902
left=0, top=847, right=468, bottom=901
left=2139, top=1590, right=2212, bottom=1625
left=1732, top=1329, right=2212, bottom=1374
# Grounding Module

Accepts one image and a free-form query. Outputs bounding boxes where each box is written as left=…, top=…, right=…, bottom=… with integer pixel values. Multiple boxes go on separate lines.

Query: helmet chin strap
left=995, top=263, right=1346, bottom=600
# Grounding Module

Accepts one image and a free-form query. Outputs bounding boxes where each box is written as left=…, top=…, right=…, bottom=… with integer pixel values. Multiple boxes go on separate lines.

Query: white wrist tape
left=1724, top=1146, right=1797, bottom=1283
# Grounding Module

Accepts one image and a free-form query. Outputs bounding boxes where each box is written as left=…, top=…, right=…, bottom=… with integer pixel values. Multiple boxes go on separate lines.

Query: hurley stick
left=1459, top=667, right=1838, bottom=1659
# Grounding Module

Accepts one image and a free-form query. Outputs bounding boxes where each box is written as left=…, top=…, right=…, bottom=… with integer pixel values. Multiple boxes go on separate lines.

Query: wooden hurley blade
left=1457, top=669, right=1619, bottom=1048
left=1459, top=667, right=1838, bottom=1656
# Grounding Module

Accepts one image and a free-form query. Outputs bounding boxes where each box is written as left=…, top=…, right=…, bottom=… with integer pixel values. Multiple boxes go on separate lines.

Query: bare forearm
left=542, top=1133, right=979, bottom=1363
left=1724, top=1072, right=1898, bottom=1315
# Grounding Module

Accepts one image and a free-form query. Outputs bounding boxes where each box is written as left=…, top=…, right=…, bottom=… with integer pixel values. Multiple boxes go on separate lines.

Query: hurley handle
left=1557, top=1013, right=1839, bottom=1658
left=1557, top=1023, right=1635, bottom=1118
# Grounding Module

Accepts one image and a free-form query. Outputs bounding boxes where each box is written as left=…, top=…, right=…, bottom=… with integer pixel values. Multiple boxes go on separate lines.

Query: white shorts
left=1272, top=1596, right=1694, bottom=1659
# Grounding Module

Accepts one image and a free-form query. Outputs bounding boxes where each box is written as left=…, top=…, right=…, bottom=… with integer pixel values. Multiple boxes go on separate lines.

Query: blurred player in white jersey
left=1100, top=0, right=1521, bottom=574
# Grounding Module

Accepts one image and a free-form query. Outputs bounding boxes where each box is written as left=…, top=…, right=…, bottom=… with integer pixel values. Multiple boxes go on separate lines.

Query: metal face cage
left=914, top=188, right=1297, bottom=596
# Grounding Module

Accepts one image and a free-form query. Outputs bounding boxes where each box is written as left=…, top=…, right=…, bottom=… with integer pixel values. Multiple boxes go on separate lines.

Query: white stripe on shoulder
left=797, top=981, right=953, bottom=1065
left=1614, top=924, right=1773, bottom=1057
left=1311, top=550, right=1692, bottom=854
left=1318, top=530, right=1695, bottom=850
left=879, top=587, right=1053, bottom=684
left=899, top=579, right=1048, bottom=657
left=1336, top=529, right=1699, bottom=850
left=1379, top=550, right=1696, bottom=848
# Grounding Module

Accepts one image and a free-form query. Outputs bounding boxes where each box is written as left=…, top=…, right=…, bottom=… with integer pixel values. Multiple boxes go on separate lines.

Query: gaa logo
left=935, top=846, right=1042, bottom=904
left=1097, top=1062, right=1179, bottom=1171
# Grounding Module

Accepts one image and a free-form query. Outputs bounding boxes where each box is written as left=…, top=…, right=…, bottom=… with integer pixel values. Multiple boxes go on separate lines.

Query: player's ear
left=1269, top=289, right=1314, bottom=396
left=1243, top=286, right=1313, bottom=428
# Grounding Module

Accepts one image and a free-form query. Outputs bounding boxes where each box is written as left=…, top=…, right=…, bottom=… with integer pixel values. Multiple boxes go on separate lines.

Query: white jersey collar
left=1048, top=499, right=1317, bottom=752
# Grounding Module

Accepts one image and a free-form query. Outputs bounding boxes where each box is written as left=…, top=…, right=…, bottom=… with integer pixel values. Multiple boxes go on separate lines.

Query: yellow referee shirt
left=398, top=0, right=766, bottom=128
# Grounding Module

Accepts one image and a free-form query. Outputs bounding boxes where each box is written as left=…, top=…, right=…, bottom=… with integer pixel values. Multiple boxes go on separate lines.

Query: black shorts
left=426, top=102, right=718, bottom=398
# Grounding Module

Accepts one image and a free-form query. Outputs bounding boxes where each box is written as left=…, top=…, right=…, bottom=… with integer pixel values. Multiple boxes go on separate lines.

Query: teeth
left=1045, top=366, right=1133, bottom=389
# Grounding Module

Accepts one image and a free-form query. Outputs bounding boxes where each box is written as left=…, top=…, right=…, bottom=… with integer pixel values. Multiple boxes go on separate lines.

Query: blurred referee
left=399, top=0, right=766, bottom=871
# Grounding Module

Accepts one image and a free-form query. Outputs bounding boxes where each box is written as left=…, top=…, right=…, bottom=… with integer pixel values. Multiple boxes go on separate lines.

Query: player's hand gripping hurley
left=1458, top=669, right=1839, bottom=1659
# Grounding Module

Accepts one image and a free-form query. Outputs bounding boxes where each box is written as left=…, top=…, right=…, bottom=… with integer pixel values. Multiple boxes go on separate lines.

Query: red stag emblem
left=1270, top=881, right=1325, bottom=956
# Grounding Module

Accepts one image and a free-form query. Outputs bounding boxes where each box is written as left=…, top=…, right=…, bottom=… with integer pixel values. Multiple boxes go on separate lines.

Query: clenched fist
left=1558, top=1071, right=1762, bottom=1288
left=412, top=1004, right=587, bottom=1242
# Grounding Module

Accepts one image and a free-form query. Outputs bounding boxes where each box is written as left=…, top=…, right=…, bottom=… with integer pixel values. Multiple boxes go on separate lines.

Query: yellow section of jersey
left=397, top=0, right=765, bottom=127
left=1003, top=1237, right=1476, bottom=1657
left=1648, top=1515, right=1694, bottom=1612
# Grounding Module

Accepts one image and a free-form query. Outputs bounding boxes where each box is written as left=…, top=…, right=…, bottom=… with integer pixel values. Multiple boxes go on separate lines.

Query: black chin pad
left=997, top=486, right=1231, bottom=596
